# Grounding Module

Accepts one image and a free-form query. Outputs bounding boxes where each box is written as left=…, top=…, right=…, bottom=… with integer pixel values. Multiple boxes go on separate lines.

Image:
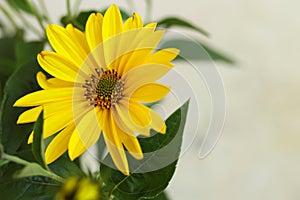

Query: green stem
left=6, top=2, right=43, bottom=38
left=2, top=153, right=30, bottom=166
left=73, top=0, right=82, bottom=17
left=25, top=0, right=45, bottom=31
left=145, top=0, right=153, bottom=23
left=38, top=0, right=51, bottom=23
left=2, top=153, right=65, bottom=183
left=0, top=4, right=19, bottom=32
left=67, top=0, right=72, bottom=19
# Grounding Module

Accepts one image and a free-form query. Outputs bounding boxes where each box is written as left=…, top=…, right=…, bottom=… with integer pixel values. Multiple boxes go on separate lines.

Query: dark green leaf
left=6, top=0, right=33, bottom=15
left=150, top=192, right=170, bottom=200
left=32, top=112, right=47, bottom=169
left=0, top=176, right=60, bottom=200
left=158, top=17, right=209, bottom=37
left=160, top=39, right=235, bottom=64
left=49, top=154, right=85, bottom=179
left=100, top=101, right=189, bottom=200
left=15, top=41, right=44, bottom=66
left=0, top=60, right=41, bottom=154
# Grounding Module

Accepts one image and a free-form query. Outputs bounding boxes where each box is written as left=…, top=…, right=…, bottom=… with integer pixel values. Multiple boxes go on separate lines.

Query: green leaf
left=0, top=176, right=60, bottom=200
left=160, top=39, right=235, bottom=64
left=158, top=17, right=209, bottom=37
left=49, top=155, right=85, bottom=179
left=100, top=101, right=189, bottom=200
left=15, top=41, right=44, bottom=66
left=6, top=0, right=33, bottom=15
left=150, top=192, right=170, bottom=200
left=32, top=111, right=47, bottom=169
left=0, top=60, right=41, bottom=154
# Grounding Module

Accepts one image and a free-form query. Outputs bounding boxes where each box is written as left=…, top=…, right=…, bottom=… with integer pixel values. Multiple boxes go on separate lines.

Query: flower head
left=55, top=177, right=99, bottom=200
left=14, top=4, right=179, bottom=175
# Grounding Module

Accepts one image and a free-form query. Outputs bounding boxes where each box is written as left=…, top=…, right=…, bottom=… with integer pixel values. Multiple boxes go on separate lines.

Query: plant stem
left=38, top=0, right=51, bottom=23
left=25, top=0, right=45, bottom=31
left=2, top=153, right=30, bottom=166
left=0, top=4, right=19, bottom=32
left=145, top=0, right=153, bottom=23
left=6, top=1, right=43, bottom=38
left=2, top=153, right=65, bottom=183
left=67, top=0, right=72, bottom=19
left=73, top=0, right=82, bottom=17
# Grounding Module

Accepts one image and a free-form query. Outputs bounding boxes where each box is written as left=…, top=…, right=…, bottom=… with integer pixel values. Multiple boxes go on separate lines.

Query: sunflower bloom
left=14, top=4, right=179, bottom=175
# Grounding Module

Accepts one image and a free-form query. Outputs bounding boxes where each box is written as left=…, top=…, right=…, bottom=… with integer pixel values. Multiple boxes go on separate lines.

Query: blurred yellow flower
left=14, top=4, right=179, bottom=175
left=55, top=177, right=99, bottom=200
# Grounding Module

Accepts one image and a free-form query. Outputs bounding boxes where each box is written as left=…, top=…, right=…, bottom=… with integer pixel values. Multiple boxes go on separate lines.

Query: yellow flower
left=14, top=4, right=179, bottom=175
left=55, top=177, right=99, bottom=200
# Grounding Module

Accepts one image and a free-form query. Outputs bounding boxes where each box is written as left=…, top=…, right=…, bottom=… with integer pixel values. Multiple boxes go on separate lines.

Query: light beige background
left=3, top=0, right=300, bottom=199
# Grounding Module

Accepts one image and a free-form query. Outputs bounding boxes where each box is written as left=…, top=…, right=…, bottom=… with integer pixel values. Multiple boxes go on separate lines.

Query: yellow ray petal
left=17, top=106, right=42, bottom=124
left=150, top=110, right=167, bottom=134
left=113, top=117, right=143, bottom=160
left=123, top=13, right=143, bottom=31
left=86, top=13, right=103, bottom=50
left=144, top=48, right=180, bottom=67
left=113, top=101, right=150, bottom=136
left=68, top=108, right=102, bottom=160
left=27, top=131, right=34, bottom=144
left=130, top=83, right=170, bottom=103
left=38, top=51, right=79, bottom=82
left=129, top=100, right=151, bottom=127
left=123, top=63, right=173, bottom=94
left=13, top=88, right=74, bottom=107
left=119, top=29, right=165, bottom=74
left=145, top=22, right=157, bottom=28
left=103, top=111, right=129, bottom=175
left=45, top=124, right=75, bottom=164
left=36, top=72, right=73, bottom=90
left=102, top=4, right=123, bottom=41
left=46, top=24, right=88, bottom=67
left=43, top=109, right=73, bottom=139
left=43, top=100, right=72, bottom=119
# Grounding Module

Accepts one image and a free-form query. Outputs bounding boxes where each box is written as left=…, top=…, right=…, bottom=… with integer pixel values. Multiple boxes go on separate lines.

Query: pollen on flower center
left=95, top=69, right=124, bottom=109
left=83, top=69, right=124, bottom=109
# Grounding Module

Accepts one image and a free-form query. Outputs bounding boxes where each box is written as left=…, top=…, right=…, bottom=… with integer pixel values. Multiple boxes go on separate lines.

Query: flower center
left=83, top=69, right=124, bottom=109
left=93, top=69, right=124, bottom=109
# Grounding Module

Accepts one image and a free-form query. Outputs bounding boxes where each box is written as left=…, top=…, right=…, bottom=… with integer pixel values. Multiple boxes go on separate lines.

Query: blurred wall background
left=4, top=0, right=300, bottom=199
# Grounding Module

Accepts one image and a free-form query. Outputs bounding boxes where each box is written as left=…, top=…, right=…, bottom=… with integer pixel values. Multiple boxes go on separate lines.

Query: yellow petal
left=38, top=51, right=79, bottom=82
left=43, top=100, right=72, bottom=118
left=113, top=101, right=151, bottom=137
left=145, top=22, right=157, bottom=28
left=27, top=131, right=34, bottom=144
left=17, top=106, right=42, bottom=124
left=13, top=88, right=74, bottom=107
left=123, top=63, right=172, bottom=94
left=46, top=24, right=88, bottom=67
left=113, top=117, right=143, bottom=160
left=144, top=48, right=180, bottom=67
left=43, top=109, right=73, bottom=139
left=102, top=4, right=123, bottom=41
left=123, top=13, right=143, bottom=31
left=131, top=83, right=170, bottom=103
left=129, top=100, right=152, bottom=127
left=45, top=124, right=75, bottom=164
left=120, top=29, right=165, bottom=74
left=150, top=110, right=167, bottom=134
left=36, top=72, right=73, bottom=90
left=103, top=111, right=129, bottom=175
left=68, top=108, right=102, bottom=160
left=86, top=13, right=103, bottom=50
